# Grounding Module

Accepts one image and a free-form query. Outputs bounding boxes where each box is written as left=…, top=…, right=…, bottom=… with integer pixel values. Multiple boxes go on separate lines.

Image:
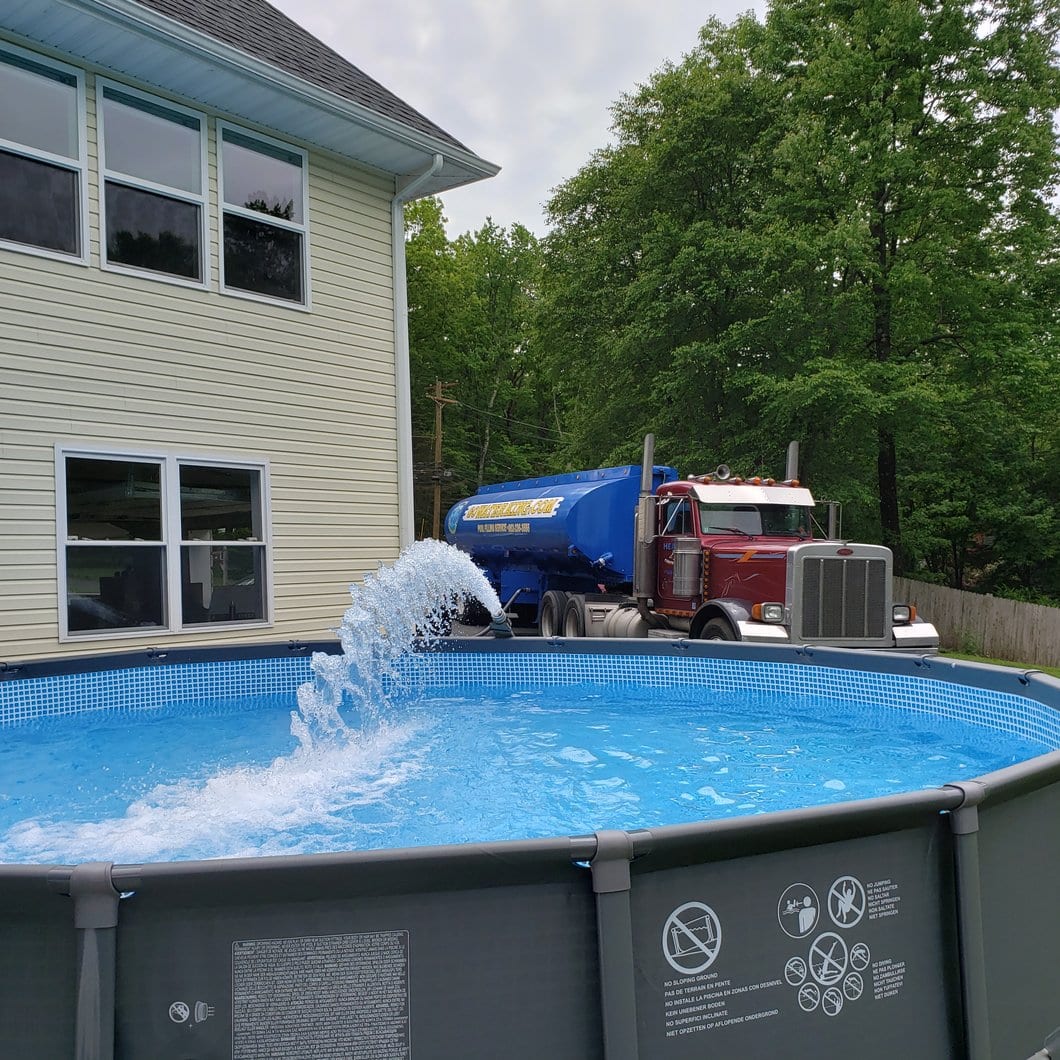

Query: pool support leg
left=69, top=862, right=121, bottom=1060
left=590, top=829, right=640, bottom=1060
left=945, top=782, right=991, bottom=1060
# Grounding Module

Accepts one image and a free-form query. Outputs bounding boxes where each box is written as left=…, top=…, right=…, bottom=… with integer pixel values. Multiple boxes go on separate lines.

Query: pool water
left=0, top=684, right=1045, bottom=865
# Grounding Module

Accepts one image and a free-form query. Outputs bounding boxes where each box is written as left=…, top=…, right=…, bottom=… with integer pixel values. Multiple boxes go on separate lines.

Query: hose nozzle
left=489, top=611, right=514, bottom=638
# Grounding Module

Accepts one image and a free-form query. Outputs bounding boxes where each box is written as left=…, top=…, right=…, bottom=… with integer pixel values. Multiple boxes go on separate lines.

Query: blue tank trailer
left=445, top=437, right=939, bottom=651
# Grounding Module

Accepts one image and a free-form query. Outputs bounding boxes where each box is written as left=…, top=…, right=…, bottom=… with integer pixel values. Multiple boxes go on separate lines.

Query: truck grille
left=798, top=557, right=888, bottom=641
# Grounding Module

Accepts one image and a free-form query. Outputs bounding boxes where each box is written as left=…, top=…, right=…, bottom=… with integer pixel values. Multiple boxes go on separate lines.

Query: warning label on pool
left=780, top=874, right=906, bottom=1018
left=662, top=972, right=782, bottom=1038
left=657, top=874, right=909, bottom=1040
left=661, top=901, right=781, bottom=1038
left=232, top=931, right=410, bottom=1059
left=640, top=829, right=953, bottom=1057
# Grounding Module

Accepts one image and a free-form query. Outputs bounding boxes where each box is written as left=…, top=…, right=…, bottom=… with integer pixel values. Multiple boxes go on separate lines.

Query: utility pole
left=428, top=380, right=457, bottom=538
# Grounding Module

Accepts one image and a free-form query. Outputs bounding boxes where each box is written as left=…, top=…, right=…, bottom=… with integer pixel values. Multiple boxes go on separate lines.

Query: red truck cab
left=648, top=476, right=926, bottom=647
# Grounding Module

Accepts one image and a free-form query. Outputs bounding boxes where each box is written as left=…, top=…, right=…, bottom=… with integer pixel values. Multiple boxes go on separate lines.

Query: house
left=0, top=0, right=498, bottom=661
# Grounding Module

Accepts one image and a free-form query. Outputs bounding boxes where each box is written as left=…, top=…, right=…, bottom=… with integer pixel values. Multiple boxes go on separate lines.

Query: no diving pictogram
left=809, top=932, right=848, bottom=986
left=662, top=902, right=722, bottom=975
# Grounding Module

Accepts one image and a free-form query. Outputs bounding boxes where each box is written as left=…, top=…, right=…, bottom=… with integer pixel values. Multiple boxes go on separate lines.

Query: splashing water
left=292, top=539, right=503, bottom=750
left=0, top=540, right=509, bottom=864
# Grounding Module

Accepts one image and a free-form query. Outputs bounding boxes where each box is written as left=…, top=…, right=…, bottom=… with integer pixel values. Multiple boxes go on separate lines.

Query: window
left=660, top=497, right=694, bottom=535
left=697, top=503, right=812, bottom=537
left=220, top=125, right=308, bottom=304
left=699, top=504, right=763, bottom=536
left=0, top=46, right=85, bottom=258
left=58, top=448, right=270, bottom=638
left=98, top=82, right=207, bottom=283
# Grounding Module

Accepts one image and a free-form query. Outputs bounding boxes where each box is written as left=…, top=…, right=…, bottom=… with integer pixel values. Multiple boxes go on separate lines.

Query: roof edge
left=66, top=0, right=499, bottom=185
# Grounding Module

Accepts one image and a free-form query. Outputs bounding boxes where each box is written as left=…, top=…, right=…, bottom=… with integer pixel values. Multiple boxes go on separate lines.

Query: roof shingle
left=134, top=0, right=468, bottom=151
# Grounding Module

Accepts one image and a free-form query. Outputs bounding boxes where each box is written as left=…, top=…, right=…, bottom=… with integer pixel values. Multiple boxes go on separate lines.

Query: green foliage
left=404, top=3, right=1060, bottom=604
left=539, top=0, right=1060, bottom=595
left=405, top=200, right=553, bottom=534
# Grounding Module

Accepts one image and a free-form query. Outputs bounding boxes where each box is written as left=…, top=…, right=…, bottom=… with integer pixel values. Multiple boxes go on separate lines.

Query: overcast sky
left=270, top=1, right=768, bottom=238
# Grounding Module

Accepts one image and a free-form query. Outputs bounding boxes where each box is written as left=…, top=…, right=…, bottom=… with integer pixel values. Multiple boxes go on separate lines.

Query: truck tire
left=563, top=595, right=586, bottom=638
left=702, top=617, right=737, bottom=641
left=539, top=590, right=569, bottom=637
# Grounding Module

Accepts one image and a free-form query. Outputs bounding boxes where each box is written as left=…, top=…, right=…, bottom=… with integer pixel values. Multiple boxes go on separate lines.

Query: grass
left=939, top=651, right=1060, bottom=680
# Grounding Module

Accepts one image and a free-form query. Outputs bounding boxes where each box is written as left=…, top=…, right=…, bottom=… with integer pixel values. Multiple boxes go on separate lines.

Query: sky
left=270, top=1, right=768, bottom=238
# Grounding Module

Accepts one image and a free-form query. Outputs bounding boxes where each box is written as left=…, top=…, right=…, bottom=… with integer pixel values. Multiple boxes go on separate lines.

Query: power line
left=450, top=399, right=566, bottom=437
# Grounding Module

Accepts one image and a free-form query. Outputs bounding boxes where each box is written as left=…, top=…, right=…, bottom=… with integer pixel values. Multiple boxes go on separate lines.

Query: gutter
left=392, top=154, right=444, bottom=549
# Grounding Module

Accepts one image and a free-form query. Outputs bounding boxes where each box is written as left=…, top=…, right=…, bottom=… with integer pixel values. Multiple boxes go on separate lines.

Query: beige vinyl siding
left=0, top=57, right=405, bottom=661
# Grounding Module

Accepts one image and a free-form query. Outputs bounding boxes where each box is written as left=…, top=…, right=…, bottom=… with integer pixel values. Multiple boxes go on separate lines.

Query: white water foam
left=0, top=720, right=427, bottom=864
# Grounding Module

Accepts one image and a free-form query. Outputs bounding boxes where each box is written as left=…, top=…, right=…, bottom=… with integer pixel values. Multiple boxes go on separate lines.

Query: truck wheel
left=563, top=595, right=586, bottom=638
left=702, top=618, right=736, bottom=641
left=539, top=591, right=569, bottom=637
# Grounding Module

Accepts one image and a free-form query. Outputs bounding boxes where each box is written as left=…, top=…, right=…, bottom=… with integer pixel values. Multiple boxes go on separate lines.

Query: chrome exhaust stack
left=633, top=434, right=663, bottom=627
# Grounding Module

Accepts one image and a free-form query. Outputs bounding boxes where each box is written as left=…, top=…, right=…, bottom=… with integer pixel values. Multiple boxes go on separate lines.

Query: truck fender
left=689, top=600, right=751, bottom=640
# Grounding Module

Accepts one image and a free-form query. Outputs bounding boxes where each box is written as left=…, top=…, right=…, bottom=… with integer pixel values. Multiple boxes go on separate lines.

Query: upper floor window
left=58, top=447, right=271, bottom=639
left=98, top=82, right=207, bottom=283
left=220, top=125, right=308, bottom=305
left=0, top=46, right=85, bottom=259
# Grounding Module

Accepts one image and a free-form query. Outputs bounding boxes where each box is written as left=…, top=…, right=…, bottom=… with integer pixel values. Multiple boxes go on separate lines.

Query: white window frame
left=96, top=78, right=210, bottom=289
left=55, top=444, right=273, bottom=641
left=0, top=41, right=88, bottom=265
left=217, top=121, right=311, bottom=310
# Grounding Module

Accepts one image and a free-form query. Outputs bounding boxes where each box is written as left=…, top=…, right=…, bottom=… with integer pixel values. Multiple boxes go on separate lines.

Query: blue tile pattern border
left=398, top=652, right=1060, bottom=749
left=0, top=657, right=314, bottom=727
left=1, top=648, right=1058, bottom=751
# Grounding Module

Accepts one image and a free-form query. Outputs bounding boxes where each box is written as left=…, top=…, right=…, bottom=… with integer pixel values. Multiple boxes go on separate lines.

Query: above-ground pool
left=0, top=645, right=1051, bottom=865
left=1, top=637, right=1059, bottom=1060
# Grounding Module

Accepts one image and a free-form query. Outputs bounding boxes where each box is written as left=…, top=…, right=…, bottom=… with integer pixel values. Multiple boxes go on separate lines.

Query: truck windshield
left=698, top=503, right=811, bottom=537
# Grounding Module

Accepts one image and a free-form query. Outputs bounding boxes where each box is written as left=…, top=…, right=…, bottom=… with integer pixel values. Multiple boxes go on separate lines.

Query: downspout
left=391, top=153, right=444, bottom=549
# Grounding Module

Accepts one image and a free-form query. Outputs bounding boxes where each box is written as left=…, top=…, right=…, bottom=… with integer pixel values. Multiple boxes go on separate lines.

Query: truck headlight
left=892, top=604, right=917, bottom=624
left=752, top=602, right=785, bottom=624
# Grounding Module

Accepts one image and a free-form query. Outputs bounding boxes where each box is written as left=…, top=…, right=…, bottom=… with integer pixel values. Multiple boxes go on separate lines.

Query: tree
left=540, top=0, right=1060, bottom=587
left=405, top=201, right=551, bottom=534
left=454, top=219, right=546, bottom=485
left=758, top=0, right=1060, bottom=574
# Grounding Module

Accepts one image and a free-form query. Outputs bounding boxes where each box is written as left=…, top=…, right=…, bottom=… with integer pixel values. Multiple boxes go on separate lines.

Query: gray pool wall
left=1, top=638, right=1059, bottom=1060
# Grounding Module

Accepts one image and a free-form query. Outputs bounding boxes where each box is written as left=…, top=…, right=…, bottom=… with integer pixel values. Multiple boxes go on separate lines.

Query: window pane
left=66, top=545, right=165, bottom=631
left=698, top=503, right=762, bottom=535
left=0, top=52, right=78, bottom=158
left=66, top=457, right=162, bottom=540
left=223, top=213, right=303, bottom=301
left=0, top=151, right=78, bottom=254
left=105, top=182, right=201, bottom=279
left=222, top=132, right=303, bottom=223
left=102, top=90, right=200, bottom=193
left=181, top=544, right=266, bottom=624
left=180, top=465, right=260, bottom=539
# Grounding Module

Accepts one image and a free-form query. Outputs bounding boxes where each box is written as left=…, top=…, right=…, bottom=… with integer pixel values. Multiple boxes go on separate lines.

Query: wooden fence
left=895, top=577, right=1060, bottom=668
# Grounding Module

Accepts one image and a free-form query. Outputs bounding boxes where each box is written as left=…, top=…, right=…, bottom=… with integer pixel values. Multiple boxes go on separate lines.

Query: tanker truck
left=444, top=436, right=939, bottom=652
